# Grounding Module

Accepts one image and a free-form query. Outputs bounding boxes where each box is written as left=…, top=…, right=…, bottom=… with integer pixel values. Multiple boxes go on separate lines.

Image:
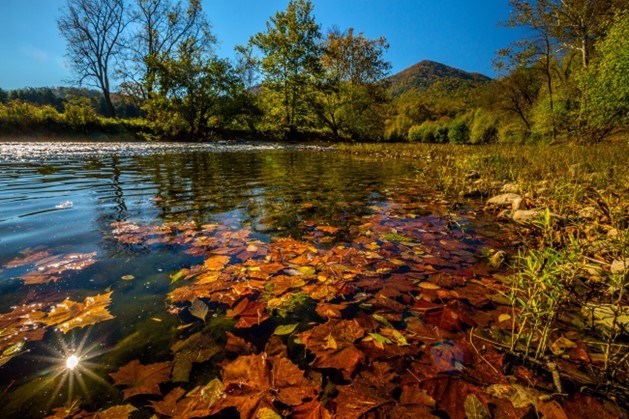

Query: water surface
left=0, top=141, right=507, bottom=417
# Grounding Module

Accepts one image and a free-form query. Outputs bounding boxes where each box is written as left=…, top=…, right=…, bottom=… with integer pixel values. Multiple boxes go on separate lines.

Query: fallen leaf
left=171, top=332, right=221, bottom=382
left=464, top=394, right=489, bottom=419
left=273, top=323, right=299, bottom=336
left=109, top=360, right=172, bottom=400
left=44, top=292, right=115, bottom=334
left=189, top=298, right=209, bottom=322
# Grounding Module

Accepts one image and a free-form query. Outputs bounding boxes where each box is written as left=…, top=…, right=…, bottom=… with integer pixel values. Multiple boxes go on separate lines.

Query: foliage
left=469, top=109, right=499, bottom=144
left=448, top=119, right=470, bottom=144
left=123, top=0, right=215, bottom=100
left=579, top=10, right=629, bottom=134
left=143, top=40, right=244, bottom=139
left=316, top=28, right=391, bottom=140
left=249, top=0, right=322, bottom=135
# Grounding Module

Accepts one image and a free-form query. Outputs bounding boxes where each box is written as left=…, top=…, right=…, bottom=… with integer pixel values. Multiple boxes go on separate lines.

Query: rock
left=489, top=251, right=507, bottom=268
left=501, top=182, right=519, bottom=193
left=512, top=197, right=525, bottom=211
left=610, top=259, right=629, bottom=275
left=582, top=303, right=629, bottom=333
left=512, top=209, right=563, bottom=223
left=459, top=188, right=483, bottom=198
left=487, top=193, right=522, bottom=207
left=578, top=206, right=600, bottom=219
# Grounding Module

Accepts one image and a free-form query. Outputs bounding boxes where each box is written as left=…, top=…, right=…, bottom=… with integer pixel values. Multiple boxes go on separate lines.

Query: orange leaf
left=109, top=360, right=172, bottom=400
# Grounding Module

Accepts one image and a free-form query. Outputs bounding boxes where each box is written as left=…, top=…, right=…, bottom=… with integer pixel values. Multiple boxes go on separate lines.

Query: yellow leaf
left=323, top=333, right=337, bottom=350
left=498, top=313, right=512, bottom=323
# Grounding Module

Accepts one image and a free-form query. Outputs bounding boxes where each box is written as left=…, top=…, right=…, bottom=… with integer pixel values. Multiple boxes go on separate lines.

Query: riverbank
left=337, top=142, right=629, bottom=406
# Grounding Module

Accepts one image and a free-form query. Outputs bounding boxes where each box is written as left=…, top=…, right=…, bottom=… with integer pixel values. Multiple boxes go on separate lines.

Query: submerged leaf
left=189, top=298, right=209, bottom=322
left=109, top=360, right=172, bottom=400
left=273, top=323, right=299, bottom=336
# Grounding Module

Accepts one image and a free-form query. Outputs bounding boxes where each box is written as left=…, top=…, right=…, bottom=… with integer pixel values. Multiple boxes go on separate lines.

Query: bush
left=448, top=119, right=470, bottom=144
left=469, top=109, right=498, bottom=144
left=62, top=99, right=98, bottom=130
left=408, top=121, right=436, bottom=142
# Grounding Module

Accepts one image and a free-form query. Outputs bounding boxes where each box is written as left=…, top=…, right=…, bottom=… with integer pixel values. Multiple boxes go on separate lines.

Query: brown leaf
left=171, top=332, right=221, bottom=382
left=17, top=252, right=98, bottom=285
left=109, top=360, right=172, bottom=400
left=291, top=400, right=333, bottom=419
left=224, top=331, right=253, bottom=355
left=332, top=385, right=385, bottom=417
left=43, top=292, right=114, bottom=333
left=151, top=380, right=224, bottom=418
left=216, top=353, right=319, bottom=417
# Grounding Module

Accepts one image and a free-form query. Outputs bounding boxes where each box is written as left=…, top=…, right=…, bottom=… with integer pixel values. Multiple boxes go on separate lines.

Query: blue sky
left=0, top=1, right=523, bottom=90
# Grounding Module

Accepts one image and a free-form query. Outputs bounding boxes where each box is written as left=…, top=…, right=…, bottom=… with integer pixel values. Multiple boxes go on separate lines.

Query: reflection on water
left=0, top=142, right=506, bottom=417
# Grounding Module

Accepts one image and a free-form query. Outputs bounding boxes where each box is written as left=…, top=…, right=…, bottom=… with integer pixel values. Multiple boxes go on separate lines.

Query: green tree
left=57, top=0, right=128, bottom=117
left=579, top=10, right=629, bottom=135
left=249, top=0, right=322, bottom=135
left=124, top=0, right=214, bottom=100
left=316, top=28, right=391, bottom=140
left=145, top=40, right=243, bottom=139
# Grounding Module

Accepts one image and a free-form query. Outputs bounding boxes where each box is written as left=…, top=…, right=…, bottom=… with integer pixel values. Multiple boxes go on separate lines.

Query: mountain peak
left=388, top=60, right=491, bottom=97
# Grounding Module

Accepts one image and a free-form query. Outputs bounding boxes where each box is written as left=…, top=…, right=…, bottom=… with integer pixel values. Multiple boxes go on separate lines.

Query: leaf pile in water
left=9, top=193, right=621, bottom=417
left=3, top=249, right=97, bottom=285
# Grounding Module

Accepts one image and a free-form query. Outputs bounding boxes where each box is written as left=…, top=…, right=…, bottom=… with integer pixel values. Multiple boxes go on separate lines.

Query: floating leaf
left=121, top=275, right=135, bottom=281
left=14, top=251, right=98, bottom=285
left=109, top=360, right=172, bottom=400
left=189, top=298, right=209, bottom=322
left=273, top=323, right=299, bottom=336
left=44, top=292, right=114, bottom=334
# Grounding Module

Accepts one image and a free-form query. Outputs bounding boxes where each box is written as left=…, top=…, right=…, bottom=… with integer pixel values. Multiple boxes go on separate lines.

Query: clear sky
left=0, top=0, right=523, bottom=90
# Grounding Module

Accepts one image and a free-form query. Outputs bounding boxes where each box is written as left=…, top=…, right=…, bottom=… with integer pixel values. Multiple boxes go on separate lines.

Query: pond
left=0, top=142, right=511, bottom=417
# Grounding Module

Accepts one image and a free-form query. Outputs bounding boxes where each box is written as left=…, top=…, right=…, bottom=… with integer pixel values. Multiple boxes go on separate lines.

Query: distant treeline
left=0, top=87, right=140, bottom=118
left=1, top=0, right=627, bottom=142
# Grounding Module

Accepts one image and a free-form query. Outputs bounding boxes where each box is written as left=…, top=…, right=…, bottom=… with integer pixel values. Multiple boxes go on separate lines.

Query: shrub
left=448, top=119, right=470, bottom=144
left=408, top=120, right=437, bottom=142
left=62, top=98, right=98, bottom=130
left=469, top=109, right=498, bottom=144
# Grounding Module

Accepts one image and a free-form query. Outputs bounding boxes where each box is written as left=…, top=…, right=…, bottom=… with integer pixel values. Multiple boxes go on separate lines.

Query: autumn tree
left=124, top=0, right=214, bottom=100
left=144, top=39, right=244, bottom=139
left=316, top=28, right=391, bottom=140
left=579, top=9, right=629, bottom=136
left=57, top=0, right=127, bottom=117
left=249, top=0, right=322, bottom=135
left=490, top=66, right=541, bottom=130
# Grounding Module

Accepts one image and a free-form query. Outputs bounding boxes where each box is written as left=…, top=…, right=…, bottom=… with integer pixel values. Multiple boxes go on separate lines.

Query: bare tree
left=124, top=0, right=214, bottom=100
left=58, top=0, right=127, bottom=117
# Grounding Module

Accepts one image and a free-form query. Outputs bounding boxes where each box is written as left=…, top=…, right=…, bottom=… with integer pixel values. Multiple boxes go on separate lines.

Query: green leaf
left=170, top=269, right=186, bottom=283
left=372, top=313, right=394, bottom=328
left=273, top=323, right=299, bottom=336
left=367, top=332, right=392, bottom=344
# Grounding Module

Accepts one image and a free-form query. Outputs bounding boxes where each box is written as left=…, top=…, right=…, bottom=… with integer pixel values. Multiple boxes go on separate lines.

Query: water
left=0, top=142, right=508, bottom=417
